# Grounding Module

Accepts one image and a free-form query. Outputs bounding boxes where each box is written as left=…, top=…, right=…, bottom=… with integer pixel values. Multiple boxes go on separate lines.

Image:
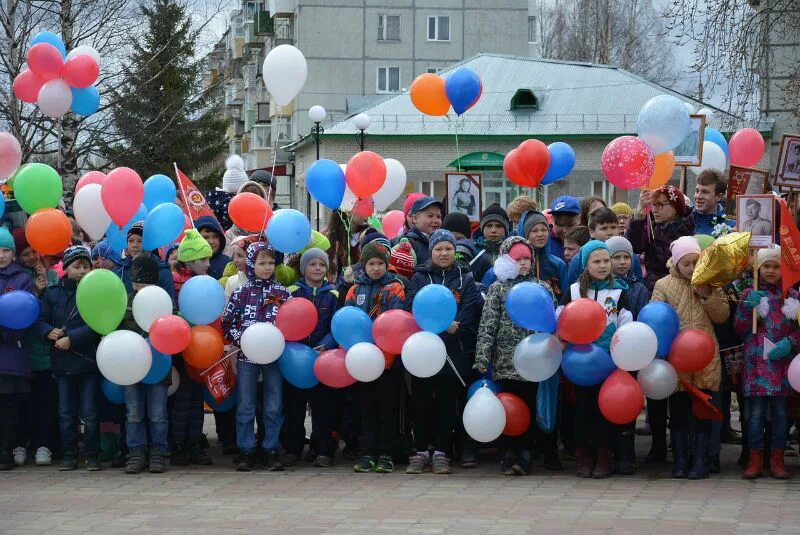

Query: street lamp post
left=308, top=105, right=326, bottom=230
left=353, top=113, right=370, bottom=151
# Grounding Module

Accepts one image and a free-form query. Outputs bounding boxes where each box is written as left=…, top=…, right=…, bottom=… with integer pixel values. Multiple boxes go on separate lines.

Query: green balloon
left=76, top=269, right=127, bottom=335
left=695, top=234, right=715, bottom=251
left=13, top=163, right=63, bottom=214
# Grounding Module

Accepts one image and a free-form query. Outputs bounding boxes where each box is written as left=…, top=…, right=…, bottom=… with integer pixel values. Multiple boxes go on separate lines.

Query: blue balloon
left=70, top=86, right=100, bottom=116
left=704, top=128, right=729, bottom=161
left=266, top=209, right=311, bottom=254
left=638, top=302, right=681, bottom=357
left=0, top=290, right=41, bottom=330
left=505, top=282, right=556, bottom=333
left=467, top=378, right=501, bottom=400
left=203, top=387, right=236, bottom=412
left=179, top=275, right=226, bottom=326
left=142, top=203, right=184, bottom=250
left=0, top=195, right=5, bottom=220
left=412, top=284, right=457, bottom=334
left=107, top=204, right=148, bottom=254
left=142, top=343, right=172, bottom=385
left=561, top=344, right=616, bottom=386
left=445, top=67, right=482, bottom=115
left=307, top=159, right=345, bottom=210
left=331, top=307, right=373, bottom=349
left=143, top=174, right=177, bottom=210
left=101, top=378, right=125, bottom=405
left=541, top=142, right=576, bottom=185
left=31, top=31, right=66, bottom=58
left=279, top=342, right=319, bottom=389
left=637, top=95, right=692, bottom=154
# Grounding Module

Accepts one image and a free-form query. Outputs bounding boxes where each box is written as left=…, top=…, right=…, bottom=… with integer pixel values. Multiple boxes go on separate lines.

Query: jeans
left=411, top=373, right=460, bottom=453
left=125, top=383, right=169, bottom=453
left=236, top=360, right=283, bottom=454
left=56, top=373, right=101, bottom=458
left=18, top=371, right=58, bottom=451
left=747, top=396, right=788, bottom=449
left=171, top=364, right=205, bottom=445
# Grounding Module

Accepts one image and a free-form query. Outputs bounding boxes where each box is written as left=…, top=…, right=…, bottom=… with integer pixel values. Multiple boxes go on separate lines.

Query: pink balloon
left=27, top=43, right=64, bottom=81
left=788, top=356, right=800, bottom=393
left=75, top=170, right=106, bottom=192
left=382, top=210, right=405, bottom=239
left=102, top=167, right=144, bottom=226
left=601, top=136, right=655, bottom=190
left=12, top=69, right=45, bottom=103
left=729, top=128, right=765, bottom=168
left=0, top=133, right=22, bottom=180
left=314, top=348, right=357, bottom=388
left=62, top=55, right=99, bottom=89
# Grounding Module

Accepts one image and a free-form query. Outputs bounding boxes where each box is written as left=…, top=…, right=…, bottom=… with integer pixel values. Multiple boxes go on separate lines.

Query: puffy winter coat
left=0, top=262, right=34, bottom=378
left=344, top=271, right=405, bottom=319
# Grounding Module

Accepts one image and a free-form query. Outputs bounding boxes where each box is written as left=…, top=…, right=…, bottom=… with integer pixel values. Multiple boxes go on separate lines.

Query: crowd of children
left=1, top=167, right=798, bottom=481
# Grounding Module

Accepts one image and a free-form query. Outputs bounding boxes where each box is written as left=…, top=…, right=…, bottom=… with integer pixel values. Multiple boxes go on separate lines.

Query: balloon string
left=199, top=349, right=241, bottom=376
left=446, top=353, right=466, bottom=387
left=262, top=105, right=283, bottom=233
left=336, top=209, right=353, bottom=266
left=452, top=115, right=463, bottom=172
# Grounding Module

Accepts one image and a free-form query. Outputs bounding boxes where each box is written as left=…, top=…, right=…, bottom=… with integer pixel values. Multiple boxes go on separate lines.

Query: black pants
left=283, top=382, right=337, bottom=457
left=498, top=379, right=558, bottom=454
left=17, top=371, right=58, bottom=451
left=411, top=373, right=459, bottom=453
left=0, top=394, right=19, bottom=461
left=171, top=364, right=205, bottom=445
left=359, top=368, right=401, bottom=457
left=574, top=385, right=614, bottom=449
left=213, top=410, right=235, bottom=447
left=669, top=391, right=711, bottom=434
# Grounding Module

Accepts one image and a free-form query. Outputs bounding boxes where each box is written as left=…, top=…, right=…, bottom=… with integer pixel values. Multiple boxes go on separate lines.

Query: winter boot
left=688, top=432, right=710, bottom=480
left=617, top=432, right=636, bottom=475
left=742, top=448, right=763, bottom=479
left=671, top=431, right=688, bottom=478
left=149, top=451, right=167, bottom=474
left=575, top=448, right=593, bottom=478
left=592, top=448, right=612, bottom=479
left=188, top=441, right=213, bottom=466
left=769, top=449, right=789, bottom=479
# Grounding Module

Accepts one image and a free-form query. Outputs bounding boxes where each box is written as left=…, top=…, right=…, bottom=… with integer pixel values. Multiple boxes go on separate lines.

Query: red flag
left=778, top=198, right=800, bottom=294
left=174, top=164, right=218, bottom=224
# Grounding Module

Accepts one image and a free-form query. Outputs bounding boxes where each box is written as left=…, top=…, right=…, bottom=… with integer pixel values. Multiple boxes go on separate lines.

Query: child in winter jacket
left=474, top=236, right=561, bottom=476
left=650, top=236, right=729, bottom=480
left=222, top=241, right=291, bottom=472
left=558, top=240, right=633, bottom=479
left=344, top=240, right=405, bottom=473
left=402, top=196, right=443, bottom=266
left=284, top=248, right=339, bottom=467
left=116, top=223, right=176, bottom=302
left=474, top=203, right=510, bottom=268
left=195, top=215, right=231, bottom=280
left=735, top=246, right=800, bottom=479
left=404, top=230, right=479, bottom=475
left=36, top=246, right=102, bottom=471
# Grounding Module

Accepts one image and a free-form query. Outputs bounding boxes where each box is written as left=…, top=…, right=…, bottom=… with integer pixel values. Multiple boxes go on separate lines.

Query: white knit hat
left=222, top=155, right=248, bottom=193
left=756, top=246, right=781, bottom=270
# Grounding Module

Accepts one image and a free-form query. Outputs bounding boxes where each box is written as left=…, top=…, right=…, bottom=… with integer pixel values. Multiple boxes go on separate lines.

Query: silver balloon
left=512, top=333, right=562, bottom=382
left=637, top=359, right=678, bottom=400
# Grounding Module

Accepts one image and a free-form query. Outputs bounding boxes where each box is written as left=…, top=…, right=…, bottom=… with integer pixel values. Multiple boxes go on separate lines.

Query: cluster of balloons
left=691, top=126, right=765, bottom=176
left=504, top=140, right=576, bottom=188
left=410, top=67, right=483, bottom=117
left=13, top=31, right=101, bottom=118
left=11, top=163, right=70, bottom=255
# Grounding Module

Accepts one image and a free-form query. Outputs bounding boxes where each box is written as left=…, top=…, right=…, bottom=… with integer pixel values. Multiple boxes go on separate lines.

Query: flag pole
left=174, top=162, right=196, bottom=230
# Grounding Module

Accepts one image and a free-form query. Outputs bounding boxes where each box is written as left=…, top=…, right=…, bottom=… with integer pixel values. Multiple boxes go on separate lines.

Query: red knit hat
left=403, top=193, right=426, bottom=217
left=390, top=238, right=417, bottom=278
left=654, top=185, right=687, bottom=216
left=508, top=242, right=532, bottom=261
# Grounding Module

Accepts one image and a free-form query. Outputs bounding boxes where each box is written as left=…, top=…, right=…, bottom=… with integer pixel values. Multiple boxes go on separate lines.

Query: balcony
left=255, top=9, right=273, bottom=35
left=274, top=17, right=293, bottom=45
left=268, top=0, right=295, bottom=17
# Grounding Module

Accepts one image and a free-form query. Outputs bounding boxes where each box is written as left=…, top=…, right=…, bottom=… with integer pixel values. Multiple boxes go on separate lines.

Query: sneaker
left=460, top=449, right=477, bottom=468
left=432, top=453, right=451, bottom=474
left=85, top=458, right=102, bottom=471
left=501, top=450, right=515, bottom=476
left=406, top=453, right=430, bottom=474
left=264, top=450, right=284, bottom=471
left=34, top=447, right=52, bottom=466
left=375, top=455, right=394, bottom=473
left=353, top=456, right=375, bottom=473
left=125, top=450, right=146, bottom=474
left=60, top=457, right=78, bottom=471
left=12, top=447, right=26, bottom=466
left=149, top=453, right=166, bottom=474
left=236, top=453, right=255, bottom=472
left=313, top=455, right=333, bottom=468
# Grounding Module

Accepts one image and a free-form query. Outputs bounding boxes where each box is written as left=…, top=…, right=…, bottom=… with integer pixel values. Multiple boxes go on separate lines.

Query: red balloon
left=228, top=192, right=272, bottom=232
left=382, top=210, right=405, bottom=239
left=27, top=43, right=64, bottom=81
left=75, top=170, right=106, bottom=192
left=183, top=325, right=225, bottom=369
left=314, top=348, right=356, bottom=388
left=353, top=197, right=374, bottom=218
left=12, top=69, right=45, bottom=103
left=149, top=315, right=191, bottom=355
left=346, top=151, right=386, bottom=198
left=599, top=369, right=643, bottom=424
left=275, top=298, right=318, bottom=342
left=601, top=136, right=655, bottom=190
left=557, top=298, right=607, bottom=344
left=504, top=148, right=536, bottom=187
left=372, top=310, right=421, bottom=355
left=62, top=55, right=99, bottom=89
left=497, top=392, right=531, bottom=437
left=516, top=139, right=550, bottom=185
left=729, top=128, right=765, bottom=167
left=668, top=329, right=715, bottom=373
left=102, top=167, right=144, bottom=226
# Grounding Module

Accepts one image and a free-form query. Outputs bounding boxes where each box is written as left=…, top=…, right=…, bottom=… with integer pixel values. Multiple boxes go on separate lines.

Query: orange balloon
left=648, top=151, right=676, bottom=188
left=410, top=73, right=450, bottom=117
left=183, top=325, right=224, bottom=369
left=228, top=192, right=272, bottom=232
left=25, top=208, right=71, bottom=255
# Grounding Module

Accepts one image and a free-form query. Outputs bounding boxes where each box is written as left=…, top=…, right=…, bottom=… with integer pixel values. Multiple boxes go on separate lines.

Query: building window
left=527, top=16, right=538, bottom=44
left=510, top=89, right=539, bottom=110
left=426, top=68, right=440, bottom=74
left=378, top=14, right=400, bottom=41
left=427, top=16, right=450, bottom=41
left=377, top=66, right=400, bottom=93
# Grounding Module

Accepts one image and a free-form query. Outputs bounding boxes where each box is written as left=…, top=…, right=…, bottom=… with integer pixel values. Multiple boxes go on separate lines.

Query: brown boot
left=592, top=448, right=612, bottom=479
left=742, top=448, right=763, bottom=479
left=770, top=449, right=789, bottom=479
left=576, top=448, right=592, bottom=478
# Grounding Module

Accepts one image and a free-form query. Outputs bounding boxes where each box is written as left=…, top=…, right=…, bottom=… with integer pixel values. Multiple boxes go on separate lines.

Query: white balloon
left=696, top=107, right=714, bottom=118
left=241, top=323, right=285, bottom=364
left=690, top=141, right=727, bottom=175
left=38, top=79, right=72, bottom=118
left=72, top=184, right=111, bottom=241
left=637, top=359, right=678, bottom=400
left=345, top=342, right=385, bottom=382
left=97, top=330, right=152, bottom=386
left=372, top=158, right=407, bottom=211
left=610, top=322, right=658, bottom=371
left=340, top=186, right=358, bottom=212
left=401, top=331, right=446, bottom=378
left=132, top=285, right=173, bottom=332
left=462, top=386, right=506, bottom=443
left=167, top=366, right=180, bottom=396
left=513, top=333, right=562, bottom=381
left=66, top=45, right=101, bottom=65
left=262, top=44, right=307, bottom=107
left=684, top=102, right=696, bottom=114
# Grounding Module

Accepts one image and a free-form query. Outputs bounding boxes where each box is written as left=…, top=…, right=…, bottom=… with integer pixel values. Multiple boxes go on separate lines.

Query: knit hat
left=521, top=210, right=549, bottom=240
left=0, top=227, right=16, bottom=253
left=127, top=221, right=144, bottom=239
left=611, top=202, right=634, bottom=216
left=480, top=203, right=510, bottom=233
left=756, top=246, right=781, bottom=271
left=178, top=229, right=213, bottom=262
left=409, top=196, right=443, bottom=216
left=670, top=236, right=701, bottom=265
left=442, top=212, right=472, bottom=238
left=11, top=228, right=27, bottom=253
left=455, top=239, right=476, bottom=263
left=299, top=247, right=329, bottom=275
left=429, top=229, right=456, bottom=252
left=654, top=185, right=687, bottom=216
left=579, top=240, right=610, bottom=272
left=508, top=242, right=532, bottom=261
left=131, top=252, right=160, bottom=285
left=222, top=155, right=248, bottom=194
left=606, top=236, right=634, bottom=259
left=360, top=240, right=391, bottom=266
left=62, top=245, right=91, bottom=269
left=403, top=193, right=426, bottom=217
left=359, top=228, right=390, bottom=250
left=249, top=169, right=277, bottom=193
left=390, top=238, right=416, bottom=278
left=237, top=180, right=268, bottom=198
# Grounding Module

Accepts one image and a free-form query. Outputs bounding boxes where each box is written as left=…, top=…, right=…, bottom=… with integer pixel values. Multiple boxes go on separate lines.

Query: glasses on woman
left=651, top=202, right=668, bottom=210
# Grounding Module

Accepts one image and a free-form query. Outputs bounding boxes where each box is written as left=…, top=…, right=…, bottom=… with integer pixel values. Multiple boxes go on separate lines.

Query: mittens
left=768, top=338, right=793, bottom=361
left=743, top=290, right=767, bottom=310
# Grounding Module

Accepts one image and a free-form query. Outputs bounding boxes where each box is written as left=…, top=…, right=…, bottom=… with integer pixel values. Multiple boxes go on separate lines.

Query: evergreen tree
left=103, top=0, right=226, bottom=179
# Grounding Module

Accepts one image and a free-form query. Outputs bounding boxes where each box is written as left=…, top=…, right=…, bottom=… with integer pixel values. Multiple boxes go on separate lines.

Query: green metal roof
left=447, top=151, right=506, bottom=170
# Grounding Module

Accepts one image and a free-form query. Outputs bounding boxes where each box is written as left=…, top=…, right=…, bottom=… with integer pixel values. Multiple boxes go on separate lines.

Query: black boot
left=671, top=431, right=688, bottom=478
left=188, top=441, right=213, bottom=466
left=688, top=432, right=709, bottom=480
left=125, top=449, right=147, bottom=474
left=171, top=442, right=188, bottom=466
left=618, top=432, right=636, bottom=475
left=645, top=428, right=667, bottom=463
